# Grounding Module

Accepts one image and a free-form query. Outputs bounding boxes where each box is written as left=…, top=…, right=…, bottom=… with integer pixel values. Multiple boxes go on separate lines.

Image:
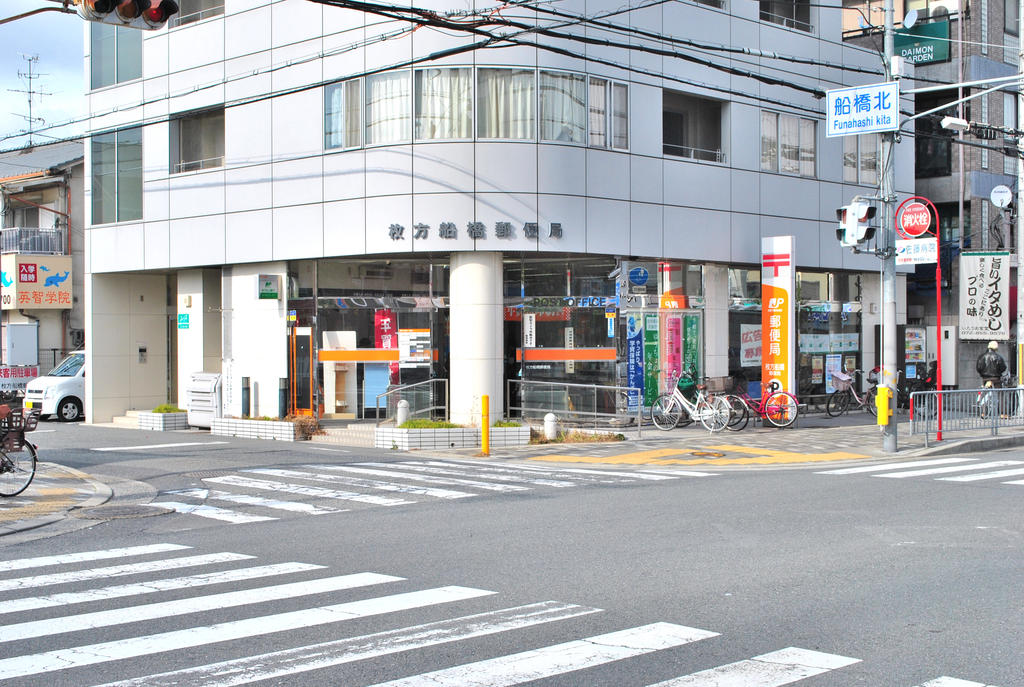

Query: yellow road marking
left=0, top=498, right=74, bottom=523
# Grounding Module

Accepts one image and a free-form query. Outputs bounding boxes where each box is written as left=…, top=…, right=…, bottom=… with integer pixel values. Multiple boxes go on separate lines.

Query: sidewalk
left=0, top=462, right=110, bottom=541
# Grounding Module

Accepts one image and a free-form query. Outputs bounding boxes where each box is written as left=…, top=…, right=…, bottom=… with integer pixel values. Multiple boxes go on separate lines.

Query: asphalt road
left=0, top=421, right=1021, bottom=685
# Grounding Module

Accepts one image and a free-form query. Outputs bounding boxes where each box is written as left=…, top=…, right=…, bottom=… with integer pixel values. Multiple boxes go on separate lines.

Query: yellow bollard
left=481, top=394, right=490, bottom=456
left=876, top=385, right=892, bottom=426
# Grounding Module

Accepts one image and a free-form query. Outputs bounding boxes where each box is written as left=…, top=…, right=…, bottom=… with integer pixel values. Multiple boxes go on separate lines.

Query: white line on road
left=166, top=488, right=346, bottom=515
left=0, top=562, right=325, bottom=615
left=92, top=601, right=601, bottom=687
left=645, top=647, right=861, bottom=686
left=0, top=572, right=402, bottom=642
left=149, top=501, right=278, bottom=524
left=258, top=467, right=476, bottom=499
left=876, top=460, right=1023, bottom=479
left=317, top=464, right=530, bottom=492
left=0, top=543, right=190, bottom=573
left=816, top=458, right=975, bottom=475
left=0, top=586, right=495, bottom=680
left=0, top=552, right=254, bottom=592
left=937, top=467, right=1024, bottom=482
left=368, top=623, right=718, bottom=687
left=915, top=678, right=1000, bottom=687
left=205, top=474, right=414, bottom=506
left=92, top=442, right=229, bottom=452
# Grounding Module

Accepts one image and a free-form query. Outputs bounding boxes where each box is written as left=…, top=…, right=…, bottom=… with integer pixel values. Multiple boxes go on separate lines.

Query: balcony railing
left=759, top=9, right=813, bottom=32
left=0, top=227, right=66, bottom=255
left=664, top=144, right=725, bottom=163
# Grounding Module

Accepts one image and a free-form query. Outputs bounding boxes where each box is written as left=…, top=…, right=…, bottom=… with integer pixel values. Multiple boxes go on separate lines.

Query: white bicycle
left=651, top=369, right=731, bottom=432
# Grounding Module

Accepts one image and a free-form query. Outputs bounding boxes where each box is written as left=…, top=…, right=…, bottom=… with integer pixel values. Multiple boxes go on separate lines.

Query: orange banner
left=516, top=348, right=617, bottom=362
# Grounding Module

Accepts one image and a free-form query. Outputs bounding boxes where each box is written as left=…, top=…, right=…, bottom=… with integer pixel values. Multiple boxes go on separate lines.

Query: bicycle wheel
left=698, top=396, right=730, bottom=432
left=826, top=390, right=851, bottom=417
left=651, top=394, right=682, bottom=430
left=0, top=443, right=37, bottom=498
left=763, top=391, right=799, bottom=428
left=721, top=394, right=749, bottom=431
left=864, top=387, right=878, bottom=416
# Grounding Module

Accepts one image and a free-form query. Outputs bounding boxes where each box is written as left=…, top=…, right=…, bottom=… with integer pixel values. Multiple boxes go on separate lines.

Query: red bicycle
left=718, top=379, right=800, bottom=430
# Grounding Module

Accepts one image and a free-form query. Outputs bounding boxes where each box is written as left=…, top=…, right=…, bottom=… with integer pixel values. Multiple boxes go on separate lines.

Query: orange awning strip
left=319, top=349, right=400, bottom=362
left=516, top=348, right=617, bottom=362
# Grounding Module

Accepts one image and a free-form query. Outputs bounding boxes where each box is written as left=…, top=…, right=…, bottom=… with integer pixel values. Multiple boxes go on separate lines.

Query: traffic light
left=74, top=0, right=179, bottom=30
left=836, top=199, right=877, bottom=247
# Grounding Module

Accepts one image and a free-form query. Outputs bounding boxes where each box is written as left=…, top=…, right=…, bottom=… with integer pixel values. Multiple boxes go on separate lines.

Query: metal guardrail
left=910, top=387, right=1024, bottom=446
left=374, top=379, right=449, bottom=426
left=507, top=379, right=644, bottom=437
left=1, top=227, right=65, bottom=255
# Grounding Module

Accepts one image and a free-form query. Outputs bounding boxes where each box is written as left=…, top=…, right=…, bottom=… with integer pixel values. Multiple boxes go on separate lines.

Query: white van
left=23, top=351, right=85, bottom=421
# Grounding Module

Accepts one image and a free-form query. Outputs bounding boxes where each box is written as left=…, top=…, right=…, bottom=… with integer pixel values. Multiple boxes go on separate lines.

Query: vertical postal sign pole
left=762, top=237, right=796, bottom=400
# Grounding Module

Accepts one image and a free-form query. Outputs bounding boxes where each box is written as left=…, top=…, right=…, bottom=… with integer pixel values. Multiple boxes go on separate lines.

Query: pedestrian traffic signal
left=836, top=200, right=877, bottom=247
left=74, top=0, right=179, bottom=30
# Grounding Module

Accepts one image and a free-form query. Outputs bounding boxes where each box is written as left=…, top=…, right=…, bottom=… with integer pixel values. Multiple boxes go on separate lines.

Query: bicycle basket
left=831, top=372, right=853, bottom=391
left=0, top=409, right=36, bottom=451
left=676, top=375, right=698, bottom=401
left=705, top=376, right=732, bottom=394
left=867, top=368, right=879, bottom=384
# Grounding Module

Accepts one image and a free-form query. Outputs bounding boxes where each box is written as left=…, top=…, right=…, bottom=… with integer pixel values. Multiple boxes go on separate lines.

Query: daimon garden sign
left=826, top=82, right=899, bottom=138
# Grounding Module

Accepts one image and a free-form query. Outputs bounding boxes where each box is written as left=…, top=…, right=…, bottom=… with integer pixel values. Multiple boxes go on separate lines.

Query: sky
left=0, top=0, right=86, bottom=152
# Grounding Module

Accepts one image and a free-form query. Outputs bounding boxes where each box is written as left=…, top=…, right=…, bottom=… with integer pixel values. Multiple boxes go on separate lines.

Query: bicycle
left=719, top=379, right=800, bottom=430
left=826, top=369, right=877, bottom=417
left=0, top=408, right=39, bottom=497
left=650, top=368, right=731, bottom=432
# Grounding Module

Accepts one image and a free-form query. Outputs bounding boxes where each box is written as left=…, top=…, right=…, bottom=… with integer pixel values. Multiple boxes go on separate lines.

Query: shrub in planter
left=285, top=414, right=323, bottom=440
left=152, top=403, right=184, bottom=413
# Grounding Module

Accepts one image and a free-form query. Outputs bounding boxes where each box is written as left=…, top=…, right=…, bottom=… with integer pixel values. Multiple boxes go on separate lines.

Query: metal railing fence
left=374, top=379, right=449, bottom=426
left=910, top=387, right=1024, bottom=446
left=507, top=379, right=643, bottom=437
left=1, top=227, right=66, bottom=254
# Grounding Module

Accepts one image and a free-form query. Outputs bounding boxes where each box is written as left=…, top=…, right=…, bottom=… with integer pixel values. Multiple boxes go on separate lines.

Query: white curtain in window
left=843, top=135, right=858, bottom=182
left=760, top=111, right=777, bottom=171
left=415, top=68, right=472, bottom=140
left=780, top=114, right=800, bottom=174
left=478, top=69, right=534, bottom=140
left=589, top=78, right=607, bottom=147
left=612, top=82, right=628, bottom=149
left=861, top=134, right=878, bottom=185
left=798, top=117, right=815, bottom=176
left=366, top=71, right=411, bottom=145
left=540, top=71, right=585, bottom=142
left=325, top=84, right=345, bottom=149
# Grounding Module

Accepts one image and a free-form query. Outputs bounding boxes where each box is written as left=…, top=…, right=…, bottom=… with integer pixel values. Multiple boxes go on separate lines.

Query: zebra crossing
left=0, top=542, right=998, bottom=685
left=817, top=457, right=1024, bottom=485
left=151, top=459, right=707, bottom=526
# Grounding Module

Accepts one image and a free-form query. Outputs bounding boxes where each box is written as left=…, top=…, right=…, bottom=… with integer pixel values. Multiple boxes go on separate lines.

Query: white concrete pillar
left=703, top=264, right=730, bottom=377
left=449, top=252, right=503, bottom=426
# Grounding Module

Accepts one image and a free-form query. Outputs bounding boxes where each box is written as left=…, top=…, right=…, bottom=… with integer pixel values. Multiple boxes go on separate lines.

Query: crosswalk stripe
left=316, top=464, right=530, bottom=492
left=429, top=460, right=665, bottom=482
left=0, top=544, right=191, bottom=573
left=367, top=623, right=718, bottom=687
left=92, top=442, right=229, bottom=451
left=0, top=572, right=402, bottom=643
left=0, top=562, right=325, bottom=615
left=205, top=474, right=414, bottom=506
left=165, top=488, right=346, bottom=514
left=151, top=501, right=278, bottom=523
left=645, top=647, right=861, bottom=686
left=252, top=467, right=476, bottom=499
left=0, top=552, right=255, bottom=592
left=937, top=467, right=1024, bottom=482
left=479, top=462, right=683, bottom=480
left=876, top=460, right=1024, bottom=479
left=394, top=462, right=578, bottom=487
left=0, top=585, right=495, bottom=680
left=816, top=458, right=975, bottom=475
left=915, top=678, right=1000, bottom=686
left=93, top=601, right=601, bottom=687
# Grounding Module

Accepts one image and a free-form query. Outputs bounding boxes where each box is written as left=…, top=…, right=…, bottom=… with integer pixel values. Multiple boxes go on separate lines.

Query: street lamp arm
left=0, top=6, right=76, bottom=26
left=898, top=79, right=1024, bottom=131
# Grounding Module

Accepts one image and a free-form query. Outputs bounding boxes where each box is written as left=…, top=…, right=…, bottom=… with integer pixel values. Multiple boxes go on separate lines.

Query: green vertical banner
left=683, top=314, right=700, bottom=378
left=643, top=314, right=660, bottom=405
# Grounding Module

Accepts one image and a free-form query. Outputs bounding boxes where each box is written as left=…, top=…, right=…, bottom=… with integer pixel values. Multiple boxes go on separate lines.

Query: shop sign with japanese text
left=0, top=254, right=72, bottom=310
left=0, top=365, right=39, bottom=392
left=959, top=252, right=1009, bottom=340
left=762, top=236, right=796, bottom=394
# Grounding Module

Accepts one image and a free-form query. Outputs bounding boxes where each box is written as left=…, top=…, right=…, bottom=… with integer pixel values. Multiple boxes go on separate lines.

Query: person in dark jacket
left=977, top=340, right=1007, bottom=387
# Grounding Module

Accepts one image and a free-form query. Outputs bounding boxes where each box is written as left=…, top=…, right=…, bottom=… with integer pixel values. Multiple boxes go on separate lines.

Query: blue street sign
left=826, top=81, right=899, bottom=137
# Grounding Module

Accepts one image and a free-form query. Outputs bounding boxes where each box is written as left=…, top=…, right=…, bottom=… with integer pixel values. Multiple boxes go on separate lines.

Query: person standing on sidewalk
left=977, top=341, right=1007, bottom=387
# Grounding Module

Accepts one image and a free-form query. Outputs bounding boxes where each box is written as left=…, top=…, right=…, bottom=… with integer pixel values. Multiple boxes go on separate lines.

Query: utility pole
left=1018, top=0, right=1024, bottom=386
left=881, top=0, right=898, bottom=453
left=8, top=55, right=50, bottom=147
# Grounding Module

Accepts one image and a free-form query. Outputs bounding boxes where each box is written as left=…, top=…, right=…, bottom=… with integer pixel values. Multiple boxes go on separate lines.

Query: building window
left=761, top=111, right=815, bottom=176
left=90, top=23, right=141, bottom=90
left=366, top=71, right=411, bottom=145
left=91, top=127, right=142, bottom=225
left=760, top=0, right=812, bottom=31
left=843, top=134, right=880, bottom=185
left=588, top=77, right=628, bottom=149
left=539, top=71, right=586, bottom=143
left=170, top=108, right=224, bottom=173
left=477, top=68, right=535, bottom=140
left=1005, top=92, right=1018, bottom=176
left=1007, top=0, right=1020, bottom=34
left=325, top=79, right=362, bottom=149
left=414, top=68, right=472, bottom=140
left=663, top=91, right=724, bottom=162
left=172, top=0, right=224, bottom=26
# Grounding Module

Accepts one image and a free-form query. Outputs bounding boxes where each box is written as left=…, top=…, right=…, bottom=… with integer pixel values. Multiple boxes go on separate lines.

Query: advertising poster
left=644, top=314, right=660, bottom=405
left=398, top=329, right=431, bottom=368
left=824, top=353, right=843, bottom=394
left=626, top=315, right=644, bottom=412
left=0, top=366, right=39, bottom=392
left=0, top=254, right=72, bottom=310
left=683, top=314, right=700, bottom=377
left=740, top=324, right=761, bottom=367
left=761, top=236, right=796, bottom=394
left=959, top=252, right=1010, bottom=340
left=811, top=356, right=824, bottom=384
left=664, top=316, right=682, bottom=386
left=374, top=308, right=399, bottom=383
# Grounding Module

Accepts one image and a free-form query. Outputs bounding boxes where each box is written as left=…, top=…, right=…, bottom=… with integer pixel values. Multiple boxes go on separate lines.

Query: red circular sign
left=898, top=201, right=931, bottom=238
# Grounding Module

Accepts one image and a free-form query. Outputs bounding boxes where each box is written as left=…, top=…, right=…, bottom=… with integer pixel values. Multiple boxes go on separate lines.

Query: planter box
left=211, top=418, right=301, bottom=441
left=137, top=411, right=189, bottom=431
left=375, top=426, right=530, bottom=450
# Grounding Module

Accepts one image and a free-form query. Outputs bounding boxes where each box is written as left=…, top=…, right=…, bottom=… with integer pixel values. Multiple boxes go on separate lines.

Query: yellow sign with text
left=0, top=254, right=72, bottom=310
